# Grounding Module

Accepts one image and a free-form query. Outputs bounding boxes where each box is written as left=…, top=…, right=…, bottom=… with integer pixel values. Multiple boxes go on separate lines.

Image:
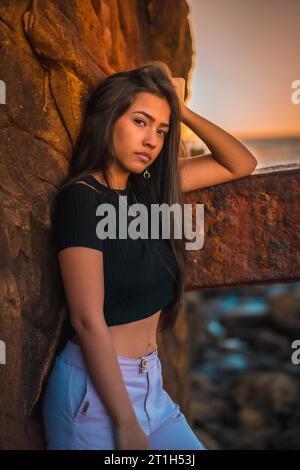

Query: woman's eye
left=134, top=118, right=145, bottom=126
left=134, top=118, right=167, bottom=136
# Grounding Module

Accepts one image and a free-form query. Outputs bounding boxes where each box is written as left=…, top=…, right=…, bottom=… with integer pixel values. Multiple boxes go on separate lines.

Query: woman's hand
left=144, top=61, right=186, bottom=115
left=171, top=77, right=186, bottom=114
left=114, top=421, right=151, bottom=450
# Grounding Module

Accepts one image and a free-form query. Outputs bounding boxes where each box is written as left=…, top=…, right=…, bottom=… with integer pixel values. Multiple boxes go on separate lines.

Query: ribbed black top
left=52, top=175, right=179, bottom=334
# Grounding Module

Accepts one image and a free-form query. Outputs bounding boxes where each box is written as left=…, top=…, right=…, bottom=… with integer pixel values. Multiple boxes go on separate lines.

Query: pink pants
left=43, top=340, right=207, bottom=450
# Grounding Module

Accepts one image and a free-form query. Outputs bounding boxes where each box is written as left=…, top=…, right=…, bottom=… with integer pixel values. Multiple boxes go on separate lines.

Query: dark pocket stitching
left=70, top=368, right=90, bottom=422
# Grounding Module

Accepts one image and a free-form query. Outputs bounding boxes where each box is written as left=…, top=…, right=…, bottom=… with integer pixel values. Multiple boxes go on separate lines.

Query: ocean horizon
left=187, top=135, right=300, bottom=172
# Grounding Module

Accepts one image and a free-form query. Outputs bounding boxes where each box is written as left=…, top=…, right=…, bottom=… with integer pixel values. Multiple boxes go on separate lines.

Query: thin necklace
left=112, top=187, right=141, bottom=218
left=92, top=175, right=140, bottom=218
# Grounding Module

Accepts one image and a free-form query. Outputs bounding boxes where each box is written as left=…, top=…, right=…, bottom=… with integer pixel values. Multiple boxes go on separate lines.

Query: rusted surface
left=0, top=0, right=193, bottom=449
left=184, top=166, right=300, bottom=291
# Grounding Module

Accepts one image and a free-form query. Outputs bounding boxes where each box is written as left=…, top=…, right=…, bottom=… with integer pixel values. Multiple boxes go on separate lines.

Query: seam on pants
left=144, top=371, right=152, bottom=433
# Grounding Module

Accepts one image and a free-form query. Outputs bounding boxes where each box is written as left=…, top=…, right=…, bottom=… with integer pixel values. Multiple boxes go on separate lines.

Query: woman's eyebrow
left=132, top=111, right=170, bottom=128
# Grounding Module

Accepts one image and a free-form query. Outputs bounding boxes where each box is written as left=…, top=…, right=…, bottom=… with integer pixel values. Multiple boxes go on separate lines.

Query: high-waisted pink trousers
left=42, top=339, right=207, bottom=450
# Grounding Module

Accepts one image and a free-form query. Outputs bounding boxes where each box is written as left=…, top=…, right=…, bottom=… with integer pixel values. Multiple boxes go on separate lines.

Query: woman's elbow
left=71, top=312, right=108, bottom=335
left=238, top=153, right=258, bottom=177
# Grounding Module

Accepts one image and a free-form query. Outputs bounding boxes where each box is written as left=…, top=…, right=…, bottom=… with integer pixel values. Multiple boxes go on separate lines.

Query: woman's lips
left=135, top=153, right=150, bottom=162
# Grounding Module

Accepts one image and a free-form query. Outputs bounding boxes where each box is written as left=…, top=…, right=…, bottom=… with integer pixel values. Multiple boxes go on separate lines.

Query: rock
left=191, top=398, right=232, bottom=424
left=219, top=313, right=272, bottom=334
left=238, top=407, right=268, bottom=429
left=185, top=292, right=211, bottom=366
left=193, top=427, right=221, bottom=450
left=230, top=371, right=300, bottom=418
left=190, top=371, right=217, bottom=396
left=228, top=328, right=291, bottom=359
left=271, top=425, right=300, bottom=450
left=201, top=422, right=272, bottom=450
left=268, top=292, right=300, bottom=336
left=0, top=0, right=193, bottom=449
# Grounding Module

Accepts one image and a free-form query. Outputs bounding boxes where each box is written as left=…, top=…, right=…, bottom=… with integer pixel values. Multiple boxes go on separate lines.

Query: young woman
left=42, top=62, right=257, bottom=450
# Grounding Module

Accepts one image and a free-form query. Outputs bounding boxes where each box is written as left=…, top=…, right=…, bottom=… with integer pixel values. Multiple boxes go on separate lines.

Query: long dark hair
left=57, top=63, right=188, bottom=333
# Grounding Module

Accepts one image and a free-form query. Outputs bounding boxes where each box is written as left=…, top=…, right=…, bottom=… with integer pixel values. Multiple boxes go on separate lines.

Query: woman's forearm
left=181, top=105, right=257, bottom=175
left=73, top=319, right=138, bottom=427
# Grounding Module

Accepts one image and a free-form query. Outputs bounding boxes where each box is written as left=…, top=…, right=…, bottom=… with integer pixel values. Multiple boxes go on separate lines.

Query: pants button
left=140, top=358, right=148, bottom=374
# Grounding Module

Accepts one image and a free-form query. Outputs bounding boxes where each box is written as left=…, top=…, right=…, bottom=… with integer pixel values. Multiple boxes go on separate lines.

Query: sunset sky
left=184, top=0, right=300, bottom=140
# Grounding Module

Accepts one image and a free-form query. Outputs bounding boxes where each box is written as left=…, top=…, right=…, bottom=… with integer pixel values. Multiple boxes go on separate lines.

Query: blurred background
left=183, top=0, right=300, bottom=450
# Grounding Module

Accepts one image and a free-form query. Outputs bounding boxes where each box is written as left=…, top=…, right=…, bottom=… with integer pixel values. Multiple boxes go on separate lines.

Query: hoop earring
left=143, top=168, right=151, bottom=179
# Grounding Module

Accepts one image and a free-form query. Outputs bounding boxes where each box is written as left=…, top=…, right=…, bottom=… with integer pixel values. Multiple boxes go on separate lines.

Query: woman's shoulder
left=56, top=178, right=109, bottom=203
left=52, top=180, right=110, bottom=226
left=52, top=180, right=106, bottom=253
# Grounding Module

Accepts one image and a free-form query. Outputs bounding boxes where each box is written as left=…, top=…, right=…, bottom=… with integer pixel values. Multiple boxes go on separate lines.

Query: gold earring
left=143, top=168, right=150, bottom=179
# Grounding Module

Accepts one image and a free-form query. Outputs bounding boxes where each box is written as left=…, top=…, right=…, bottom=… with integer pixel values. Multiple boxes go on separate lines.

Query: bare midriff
left=70, top=309, right=161, bottom=359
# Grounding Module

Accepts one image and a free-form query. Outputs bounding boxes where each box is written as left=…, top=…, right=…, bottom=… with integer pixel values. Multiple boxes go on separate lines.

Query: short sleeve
left=52, top=183, right=105, bottom=254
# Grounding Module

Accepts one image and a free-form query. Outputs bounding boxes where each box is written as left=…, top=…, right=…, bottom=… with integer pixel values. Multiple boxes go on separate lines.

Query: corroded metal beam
left=184, top=164, right=300, bottom=291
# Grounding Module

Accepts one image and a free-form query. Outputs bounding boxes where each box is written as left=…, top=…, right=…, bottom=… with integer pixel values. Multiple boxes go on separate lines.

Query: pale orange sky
left=184, top=0, right=300, bottom=140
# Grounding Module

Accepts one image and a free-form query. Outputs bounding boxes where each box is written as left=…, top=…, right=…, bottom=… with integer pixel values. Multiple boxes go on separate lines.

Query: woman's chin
left=127, top=164, right=149, bottom=175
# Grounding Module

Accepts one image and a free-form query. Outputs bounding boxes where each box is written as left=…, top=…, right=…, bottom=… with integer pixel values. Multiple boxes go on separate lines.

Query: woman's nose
left=143, top=133, right=157, bottom=148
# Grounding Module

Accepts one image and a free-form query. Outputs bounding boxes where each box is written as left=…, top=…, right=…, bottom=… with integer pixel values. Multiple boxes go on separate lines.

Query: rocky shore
left=185, top=283, right=300, bottom=450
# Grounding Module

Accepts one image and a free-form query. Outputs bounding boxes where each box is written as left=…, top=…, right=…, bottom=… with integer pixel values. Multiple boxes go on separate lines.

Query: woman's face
left=111, top=91, right=171, bottom=175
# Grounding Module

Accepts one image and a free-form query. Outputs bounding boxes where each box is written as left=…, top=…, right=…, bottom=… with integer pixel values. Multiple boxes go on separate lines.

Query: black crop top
left=52, top=175, right=179, bottom=331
